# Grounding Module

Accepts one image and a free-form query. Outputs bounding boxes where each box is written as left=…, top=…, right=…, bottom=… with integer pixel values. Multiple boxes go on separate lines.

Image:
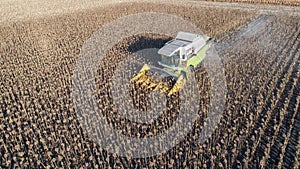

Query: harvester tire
left=189, top=65, right=195, bottom=73
left=198, top=61, right=206, bottom=69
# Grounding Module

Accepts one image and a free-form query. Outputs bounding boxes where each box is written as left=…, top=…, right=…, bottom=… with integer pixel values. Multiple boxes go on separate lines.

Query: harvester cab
left=130, top=32, right=212, bottom=96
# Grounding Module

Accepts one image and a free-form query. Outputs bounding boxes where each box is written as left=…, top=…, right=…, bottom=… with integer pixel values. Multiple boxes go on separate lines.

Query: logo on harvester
left=72, top=13, right=227, bottom=158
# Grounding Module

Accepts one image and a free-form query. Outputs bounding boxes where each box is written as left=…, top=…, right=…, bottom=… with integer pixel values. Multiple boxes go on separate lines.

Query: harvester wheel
left=189, top=65, right=195, bottom=79
left=189, top=65, right=195, bottom=73
left=198, top=61, right=206, bottom=69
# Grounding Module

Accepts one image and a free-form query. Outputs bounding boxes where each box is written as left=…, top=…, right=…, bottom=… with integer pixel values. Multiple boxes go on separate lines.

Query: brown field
left=203, top=0, right=300, bottom=6
left=0, top=1, right=299, bottom=169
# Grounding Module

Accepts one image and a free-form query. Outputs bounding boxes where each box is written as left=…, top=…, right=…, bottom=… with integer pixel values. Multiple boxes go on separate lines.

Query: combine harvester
left=131, top=32, right=212, bottom=96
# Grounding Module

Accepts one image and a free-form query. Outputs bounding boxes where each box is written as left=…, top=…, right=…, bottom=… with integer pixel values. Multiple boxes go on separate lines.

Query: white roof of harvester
left=157, top=39, right=190, bottom=56
left=176, top=32, right=201, bottom=42
left=158, top=32, right=207, bottom=57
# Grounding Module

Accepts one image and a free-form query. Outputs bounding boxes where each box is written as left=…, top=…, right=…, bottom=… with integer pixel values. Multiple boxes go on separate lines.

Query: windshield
left=161, top=54, right=180, bottom=67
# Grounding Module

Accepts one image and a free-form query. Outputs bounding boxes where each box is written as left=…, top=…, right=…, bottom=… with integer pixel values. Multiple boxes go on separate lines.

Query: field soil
left=204, top=0, right=300, bottom=6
